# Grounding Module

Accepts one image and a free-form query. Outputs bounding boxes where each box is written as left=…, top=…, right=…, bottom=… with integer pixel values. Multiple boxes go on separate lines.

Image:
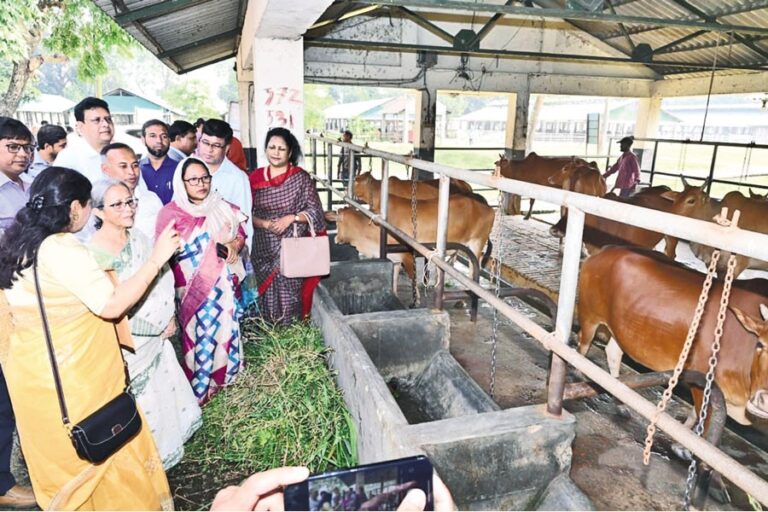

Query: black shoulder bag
left=33, top=256, right=142, bottom=464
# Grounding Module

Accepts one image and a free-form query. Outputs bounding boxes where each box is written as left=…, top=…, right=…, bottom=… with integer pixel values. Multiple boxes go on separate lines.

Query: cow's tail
left=481, top=239, right=493, bottom=268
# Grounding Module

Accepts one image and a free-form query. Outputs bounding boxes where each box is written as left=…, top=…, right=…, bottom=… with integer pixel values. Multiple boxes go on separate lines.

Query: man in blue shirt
left=168, top=120, right=197, bottom=161
left=139, top=119, right=178, bottom=205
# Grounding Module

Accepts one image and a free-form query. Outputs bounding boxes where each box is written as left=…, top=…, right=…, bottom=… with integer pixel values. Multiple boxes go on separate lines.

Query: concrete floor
left=389, top=214, right=768, bottom=511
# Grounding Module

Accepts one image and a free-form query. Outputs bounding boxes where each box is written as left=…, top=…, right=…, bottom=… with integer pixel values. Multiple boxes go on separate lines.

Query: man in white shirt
left=100, top=142, right=163, bottom=240
left=197, top=119, right=253, bottom=248
left=54, top=97, right=114, bottom=183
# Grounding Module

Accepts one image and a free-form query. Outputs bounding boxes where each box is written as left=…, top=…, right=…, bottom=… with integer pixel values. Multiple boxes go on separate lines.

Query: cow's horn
left=761, top=304, right=768, bottom=321
left=701, top=177, right=711, bottom=191
left=680, top=174, right=690, bottom=188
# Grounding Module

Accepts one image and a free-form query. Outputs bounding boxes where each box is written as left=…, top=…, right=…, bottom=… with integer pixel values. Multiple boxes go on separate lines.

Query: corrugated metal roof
left=92, top=0, right=247, bottom=74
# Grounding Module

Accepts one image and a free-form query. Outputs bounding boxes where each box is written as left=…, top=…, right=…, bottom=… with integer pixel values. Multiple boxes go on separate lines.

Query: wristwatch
left=294, top=213, right=300, bottom=222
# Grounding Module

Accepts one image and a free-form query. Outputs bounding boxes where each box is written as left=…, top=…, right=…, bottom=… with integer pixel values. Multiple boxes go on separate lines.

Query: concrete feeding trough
left=312, top=260, right=592, bottom=510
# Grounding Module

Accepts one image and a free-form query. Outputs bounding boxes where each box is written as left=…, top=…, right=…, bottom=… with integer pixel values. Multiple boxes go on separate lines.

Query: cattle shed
left=92, top=0, right=768, bottom=165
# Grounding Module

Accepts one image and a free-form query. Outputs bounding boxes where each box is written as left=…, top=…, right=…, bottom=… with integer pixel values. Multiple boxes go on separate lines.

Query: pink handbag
left=280, top=213, right=330, bottom=278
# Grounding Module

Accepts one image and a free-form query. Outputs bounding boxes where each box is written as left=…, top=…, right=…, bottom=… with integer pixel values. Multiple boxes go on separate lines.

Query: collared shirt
left=210, top=156, right=253, bottom=249
left=604, top=151, right=640, bottom=190
left=27, top=150, right=52, bottom=179
left=140, top=155, right=178, bottom=205
left=0, top=172, right=31, bottom=236
left=167, top=145, right=187, bottom=162
left=53, top=136, right=103, bottom=184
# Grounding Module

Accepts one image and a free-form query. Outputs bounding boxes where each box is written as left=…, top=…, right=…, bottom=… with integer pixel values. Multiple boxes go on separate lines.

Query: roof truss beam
left=653, top=30, right=707, bottom=54
left=396, top=6, right=455, bottom=43
left=304, top=37, right=768, bottom=71
left=156, top=29, right=241, bottom=59
left=113, top=0, right=210, bottom=26
left=353, top=0, right=768, bottom=36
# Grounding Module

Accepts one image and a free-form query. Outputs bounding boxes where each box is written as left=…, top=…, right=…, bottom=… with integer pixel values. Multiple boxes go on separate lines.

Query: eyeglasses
left=85, top=116, right=113, bottom=126
left=3, top=143, right=35, bottom=154
left=183, top=175, right=213, bottom=186
left=102, top=197, right=139, bottom=211
left=199, top=139, right=226, bottom=151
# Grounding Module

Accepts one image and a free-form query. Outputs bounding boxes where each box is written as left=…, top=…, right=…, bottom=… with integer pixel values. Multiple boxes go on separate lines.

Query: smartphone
left=216, top=242, right=229, bottom=259
left=284, top=455, right=433, bottom=511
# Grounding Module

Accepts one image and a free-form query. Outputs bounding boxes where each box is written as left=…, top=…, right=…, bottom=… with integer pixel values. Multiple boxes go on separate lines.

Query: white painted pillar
left=252, top=37, right=305, bottom=167
left=413, top=87, right=437, bottom=178
left=237, top=81, right=255, bottom=144
left=504, top=92, right=517, bottom=159
left=511, top=85, right=531, bottom=160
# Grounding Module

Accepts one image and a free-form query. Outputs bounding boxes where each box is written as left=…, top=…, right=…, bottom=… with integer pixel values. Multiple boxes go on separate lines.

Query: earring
left=72, top=213, right=79, bottom=222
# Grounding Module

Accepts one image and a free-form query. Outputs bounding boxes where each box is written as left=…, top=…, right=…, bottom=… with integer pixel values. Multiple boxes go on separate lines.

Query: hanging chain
left=642, top=249, right=721, bottom=465
left=489, top=165, right=506, bottom=398
left=409, top=163, right=420, bottom=307
left=683, top=253, right=737, bottom=510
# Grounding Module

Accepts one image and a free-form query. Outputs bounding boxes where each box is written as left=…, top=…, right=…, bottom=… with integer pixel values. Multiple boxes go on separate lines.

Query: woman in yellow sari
left=0, top=167, right=180, bottom=510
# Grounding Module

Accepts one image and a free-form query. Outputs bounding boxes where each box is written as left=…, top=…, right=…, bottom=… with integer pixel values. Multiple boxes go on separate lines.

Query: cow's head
left=660, top=179, right=714, bottom=221
left=548, top=160, right=577, bottom=187
left=731, top=304, right=768, bottom=410
left=750, top=188, right=768, bottom=201
left=494, top=156, right=511, bottom=178
left=334, top=208, right=350, bottom=244
left=353, top=172, right=375, bottom=205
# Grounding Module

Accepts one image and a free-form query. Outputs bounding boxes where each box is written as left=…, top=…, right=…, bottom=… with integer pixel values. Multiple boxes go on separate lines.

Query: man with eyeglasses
left=197, top=119, right=253, bottom=248
left=0, top=118, right=38, bottom=509
left=54, top=97, right=114, bottom=183
left=139, top=119, right=178, bottom=205
left=99, top=142, right=163, bottom=241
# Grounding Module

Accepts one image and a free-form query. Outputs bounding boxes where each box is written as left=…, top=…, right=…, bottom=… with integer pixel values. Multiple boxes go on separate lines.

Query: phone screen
left=284, top=455, right=433, bottom=511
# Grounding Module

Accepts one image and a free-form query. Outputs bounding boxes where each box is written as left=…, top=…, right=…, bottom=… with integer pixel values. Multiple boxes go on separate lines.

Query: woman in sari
left=0, top=167, right=180, bottom=510
left=88, top=179, right=202, bottom=469
left=250, top=127, right=326, bottom=324
left=156, top=157, right=247, bottom=405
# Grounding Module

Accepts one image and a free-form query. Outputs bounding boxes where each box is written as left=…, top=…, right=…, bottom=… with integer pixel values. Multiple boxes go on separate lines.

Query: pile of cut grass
left=168, top=320, right=357, bottom=509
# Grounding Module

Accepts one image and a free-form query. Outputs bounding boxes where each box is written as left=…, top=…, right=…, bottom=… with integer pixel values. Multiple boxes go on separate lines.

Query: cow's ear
left=760, top=304, right=768, bottom=321
left=731, top=306, right=762, bottom=336
left=660, top=191, right=679, bottom=202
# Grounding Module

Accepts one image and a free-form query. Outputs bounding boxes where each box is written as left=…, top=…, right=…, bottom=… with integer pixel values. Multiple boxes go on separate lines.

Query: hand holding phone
left=284, top=455, right=435, bottom=511
left=216, top=242, right=229, bottom=260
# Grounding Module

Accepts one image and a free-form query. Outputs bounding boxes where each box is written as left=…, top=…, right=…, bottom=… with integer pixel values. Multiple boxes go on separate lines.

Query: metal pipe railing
left=308, top=134, right=768, bottom=504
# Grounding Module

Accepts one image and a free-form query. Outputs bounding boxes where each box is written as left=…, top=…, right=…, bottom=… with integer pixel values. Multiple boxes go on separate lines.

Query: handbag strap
left=32, top=255, right=133, bottom=428
left=292, top=212, right=316, bottom=238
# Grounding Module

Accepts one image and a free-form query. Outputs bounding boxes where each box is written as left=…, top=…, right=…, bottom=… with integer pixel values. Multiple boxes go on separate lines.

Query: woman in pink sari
left=156, top=157, right=248, bottom=404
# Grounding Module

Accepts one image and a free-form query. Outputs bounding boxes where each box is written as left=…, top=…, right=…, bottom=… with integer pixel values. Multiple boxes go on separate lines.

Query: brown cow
left=495, top=153, right=589, bottom=219
left=578, top=246, right=768, bottom=425
left=355, top=178, right=495, bottom=266
left=329, top=207, right=415, bottom=289
left=547, top=160, right=607, bottom=217
left=550, top=186, right=675, bottom=255
left=353, top=172, right=474, bottom=203
left=661, top=184, right=768, bottom=276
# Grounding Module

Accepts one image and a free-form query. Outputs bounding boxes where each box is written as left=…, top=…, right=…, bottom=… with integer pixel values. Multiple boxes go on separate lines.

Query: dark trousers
left=0, top=368, right=16, bottom=494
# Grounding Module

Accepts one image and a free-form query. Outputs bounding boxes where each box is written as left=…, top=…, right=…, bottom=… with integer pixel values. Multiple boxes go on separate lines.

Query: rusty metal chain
left=409, top=163, right=420, bottom=307
left=489, top=166, right=506, bottom=398
left=683, top=253, right=737, bottom=510
left=642, top=249, right=722, bottom=465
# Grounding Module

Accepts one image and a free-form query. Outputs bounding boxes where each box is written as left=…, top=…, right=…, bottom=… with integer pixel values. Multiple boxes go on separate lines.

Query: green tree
left=161, top=80, right=220, bottom=121
left=0, top=0, right=134, bottom=116
left=304, top=84, right=334, bottom=132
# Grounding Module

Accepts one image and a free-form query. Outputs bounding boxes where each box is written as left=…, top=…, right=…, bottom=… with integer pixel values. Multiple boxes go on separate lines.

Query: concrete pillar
left=510, top=86, right=531, bottom=161
left=503, top=92, right=517, bottom=159
left=413, top=87, right=437, bottom=179
left=633, top=96, right=663, bottom=169
left=252, top=38, right=305, bottom=168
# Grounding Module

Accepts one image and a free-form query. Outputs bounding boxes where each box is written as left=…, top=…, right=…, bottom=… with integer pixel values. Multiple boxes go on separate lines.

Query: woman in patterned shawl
left=250, top=127, right=326, bottom=324
left=156, top=157, right=248, bottom=405
left=88, top=179, right=202, bottom=469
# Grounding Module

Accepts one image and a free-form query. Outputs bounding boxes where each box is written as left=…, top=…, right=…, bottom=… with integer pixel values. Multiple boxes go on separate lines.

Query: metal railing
left=307, top=133, right=768, bottom=505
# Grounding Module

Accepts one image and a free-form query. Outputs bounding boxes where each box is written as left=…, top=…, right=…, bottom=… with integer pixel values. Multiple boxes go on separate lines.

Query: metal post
left=649, top=140, right=659, bottom=187
left=546, top=208, right=585, bottom=416
left=706, top=144, right=719, bottom=195
left=311, top=137, right=317, bottom=174
left=347, top=149, right=356, bottom=198
left=326, top=142, right=334, bottom=208
left=434, top=174, right=451, bottom=311
left=379, top=160, right=390, bottom=260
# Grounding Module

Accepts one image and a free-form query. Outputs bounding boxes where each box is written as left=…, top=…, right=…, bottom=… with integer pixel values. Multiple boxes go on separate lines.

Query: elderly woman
left=88, top=179, right=202, bottom=469
left=156, top=157, right=247, bottom=405
left=0, top=167, right=179, bottom=510
left=250, top=127, right=326, bottom=324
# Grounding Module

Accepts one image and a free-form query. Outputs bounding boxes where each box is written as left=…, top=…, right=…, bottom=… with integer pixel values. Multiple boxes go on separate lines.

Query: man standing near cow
left=604, top=136, right=640, bottom=198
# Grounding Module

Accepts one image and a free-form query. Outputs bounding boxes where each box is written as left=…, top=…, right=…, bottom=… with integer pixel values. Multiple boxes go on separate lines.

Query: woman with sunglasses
left=155, top=158, right=248, bottom=405
left=88, top=179, right=202, bottom=469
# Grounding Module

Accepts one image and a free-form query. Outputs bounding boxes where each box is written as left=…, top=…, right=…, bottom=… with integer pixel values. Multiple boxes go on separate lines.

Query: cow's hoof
left=671, top=442, right=693, bottom=462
